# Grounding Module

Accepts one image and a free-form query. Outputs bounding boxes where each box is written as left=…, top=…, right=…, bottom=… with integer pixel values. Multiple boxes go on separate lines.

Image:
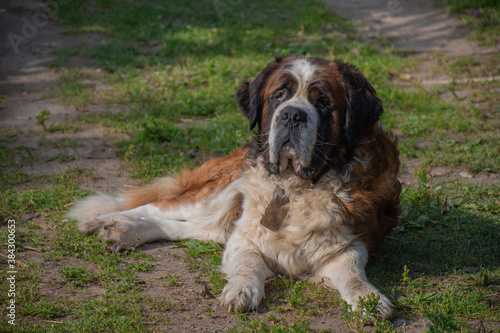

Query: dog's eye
left=317, top=94, right=331, bottom=111
left=273, top=89, right=286, bottom=103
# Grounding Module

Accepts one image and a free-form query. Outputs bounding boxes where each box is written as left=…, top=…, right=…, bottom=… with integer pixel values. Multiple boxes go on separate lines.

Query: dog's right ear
left=237, top=58, right=282, bottom=130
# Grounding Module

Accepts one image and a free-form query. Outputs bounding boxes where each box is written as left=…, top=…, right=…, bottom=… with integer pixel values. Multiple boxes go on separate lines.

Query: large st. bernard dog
left=68, top=56, right=401, bottom=319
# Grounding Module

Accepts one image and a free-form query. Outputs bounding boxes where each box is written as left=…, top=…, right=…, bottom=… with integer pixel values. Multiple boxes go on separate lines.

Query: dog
left=68, top=56, right=401, bottom=319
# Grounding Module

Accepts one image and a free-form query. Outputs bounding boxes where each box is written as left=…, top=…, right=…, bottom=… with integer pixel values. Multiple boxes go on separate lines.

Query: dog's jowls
left=68, top=56, right=401, bottom=319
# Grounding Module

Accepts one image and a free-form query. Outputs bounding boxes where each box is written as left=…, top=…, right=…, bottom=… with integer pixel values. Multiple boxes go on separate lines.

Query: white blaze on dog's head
left=268, top=58, right=320, bottom=177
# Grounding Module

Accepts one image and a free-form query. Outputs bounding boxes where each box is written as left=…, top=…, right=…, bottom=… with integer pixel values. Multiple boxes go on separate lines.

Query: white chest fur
left=233, top=164, right=358, bottom=276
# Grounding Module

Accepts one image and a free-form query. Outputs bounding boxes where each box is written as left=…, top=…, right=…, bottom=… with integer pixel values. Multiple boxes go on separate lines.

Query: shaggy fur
left=68, top=56, right=401, bottom=319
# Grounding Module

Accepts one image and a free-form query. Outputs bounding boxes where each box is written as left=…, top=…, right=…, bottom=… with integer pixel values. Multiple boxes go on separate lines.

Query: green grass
left=368, top=176, right=500, bottom=326
left=437, top=0, right=499, bottom=46
left=1, top=0, right=499, bottom=332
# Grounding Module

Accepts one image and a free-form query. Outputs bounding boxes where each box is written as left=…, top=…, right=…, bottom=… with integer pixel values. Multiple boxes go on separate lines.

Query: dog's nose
left=280, top=107, right=308, bottom=127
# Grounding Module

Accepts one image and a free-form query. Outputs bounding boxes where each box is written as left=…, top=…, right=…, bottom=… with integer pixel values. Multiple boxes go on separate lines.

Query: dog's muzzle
left=267, top=105, right=318, bottom=179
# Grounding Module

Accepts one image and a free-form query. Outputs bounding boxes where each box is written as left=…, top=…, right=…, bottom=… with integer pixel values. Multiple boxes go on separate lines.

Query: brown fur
left=122, top=145, right=249, bottom=210
left=341, top=127, right=401, bottom=256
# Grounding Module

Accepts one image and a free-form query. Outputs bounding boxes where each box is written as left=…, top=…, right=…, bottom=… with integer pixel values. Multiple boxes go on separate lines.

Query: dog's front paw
left=374, top=293, right=392, bottom=320
left=351, top=291, right=392, bottom=320
left=98, top=217, right=141, bottom=251
left=219, top=277, right=264, bottom=312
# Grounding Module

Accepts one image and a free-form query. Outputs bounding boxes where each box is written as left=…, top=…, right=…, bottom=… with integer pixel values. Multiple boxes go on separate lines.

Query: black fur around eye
left=317, top=94, right=331, bottom=111
left=273, top=89, right=286, bottom=103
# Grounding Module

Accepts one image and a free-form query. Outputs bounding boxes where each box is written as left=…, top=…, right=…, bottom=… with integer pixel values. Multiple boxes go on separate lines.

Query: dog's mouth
left=267, top=143, right=316, bottom=180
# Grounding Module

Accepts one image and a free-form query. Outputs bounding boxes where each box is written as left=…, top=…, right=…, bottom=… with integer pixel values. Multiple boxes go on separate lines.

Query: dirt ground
left=327, top=0, right=500, bottom=187
left=0, top=0, right=498, bottom=331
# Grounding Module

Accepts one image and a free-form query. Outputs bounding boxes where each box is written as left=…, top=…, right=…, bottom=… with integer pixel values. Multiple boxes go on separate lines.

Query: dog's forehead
left=281, top=58, right=340, bottom=97
left=285, top=58, right=316, bottom=86
left=261, top=57, right=344, bottom=106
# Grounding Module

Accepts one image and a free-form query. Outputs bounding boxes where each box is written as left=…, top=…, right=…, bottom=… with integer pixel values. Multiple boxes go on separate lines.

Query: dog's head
left=238, top=56, right=383, bottom=180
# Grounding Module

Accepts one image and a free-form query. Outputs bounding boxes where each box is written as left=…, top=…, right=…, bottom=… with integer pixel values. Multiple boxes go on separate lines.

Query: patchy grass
left=1, top=0, right=499, bottom=332
left=437, top=0, right=500, bottom=46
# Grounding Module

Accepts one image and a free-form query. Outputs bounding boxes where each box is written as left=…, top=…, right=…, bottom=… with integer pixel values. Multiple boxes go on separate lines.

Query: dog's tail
left=121, top=145, right=249, bottom=210
left=66, top=193, right=124, bottom=234
left=65, top=176, right=183, bottom=235
left=67, top=145, right=249, bottom=232
left=121, top=176, right=184, bottom=210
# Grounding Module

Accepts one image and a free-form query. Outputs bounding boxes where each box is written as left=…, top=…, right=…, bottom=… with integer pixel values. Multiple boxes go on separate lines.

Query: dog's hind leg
left=74, top=182, right=243, bottom=251
left=95, top=213, right=227, bottom=251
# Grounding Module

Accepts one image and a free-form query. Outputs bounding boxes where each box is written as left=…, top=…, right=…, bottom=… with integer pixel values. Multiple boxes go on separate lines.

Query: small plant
left=340, top=293, right=397, bottom=333
left=166, top=273, right=180, bottom=287
left=287, top=281, right=309, bottom=308
left=423, top=304, right=460, bottom=333
left=133, top=261, right=156, bottom=272
left=36, top=109, right=52, bottom=131
left=475, top=268, right=490, bottom=286
left=35, top=108, right=82, bottom=133
left=402, top=265, right=411, bottom=285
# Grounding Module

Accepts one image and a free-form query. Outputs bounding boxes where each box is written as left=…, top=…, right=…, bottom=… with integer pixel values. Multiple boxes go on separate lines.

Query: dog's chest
left=235, top=168, right=354, bottom=274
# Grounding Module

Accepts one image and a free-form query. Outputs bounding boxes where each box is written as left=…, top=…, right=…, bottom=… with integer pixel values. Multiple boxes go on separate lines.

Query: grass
left=1, top=0, right=499, bottom=332
left=437, top=0, right=500, bottom=46
left=370, top=175, right=500, bottom=327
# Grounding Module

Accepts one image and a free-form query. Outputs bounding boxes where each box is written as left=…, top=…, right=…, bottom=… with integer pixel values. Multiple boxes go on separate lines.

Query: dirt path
left=327, top=0, right=500, bottom=106
left=327, top=0, right=500, bottom=186
left=0, top=1, right=497, bottom=332
left=326, top=0, right=496, bottom=55
left=326, top=0, right=499, bottom=106
left=0, top=0, right=135, bottom=192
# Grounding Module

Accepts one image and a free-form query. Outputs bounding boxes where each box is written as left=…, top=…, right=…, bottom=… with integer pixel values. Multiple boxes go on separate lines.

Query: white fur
left=287, top=58, right=316, bottom=96
left=69, top=162, right=392, bottom=318
left=66, top=193, right=123, bottom=234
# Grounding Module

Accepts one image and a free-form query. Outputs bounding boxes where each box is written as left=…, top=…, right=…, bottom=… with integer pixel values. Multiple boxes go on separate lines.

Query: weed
left=287, top=281, right=310, bottom=308
left=229, top=316, right=312, bottom=333
left=402, top=265, right=411, bottom=285
left=35, top=109, right=83, bottom=133
left=23, top=299, right=70, bottom=319
left=132, top=261, right=156, bottom=272
left=423, top=304, right=460, bottom=333
left=36, top=109, right=52, bottom=132
left=182, top=239, right=226, bottom=293
left=165, top=273, right=181, bottom=288
left=340, top=293, right=396, bottom=332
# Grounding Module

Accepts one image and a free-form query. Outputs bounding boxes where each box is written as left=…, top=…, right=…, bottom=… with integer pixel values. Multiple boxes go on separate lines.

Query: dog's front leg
left=219, top=232, right=271, bottom=312
left=314, top=241, right=392, bottom=319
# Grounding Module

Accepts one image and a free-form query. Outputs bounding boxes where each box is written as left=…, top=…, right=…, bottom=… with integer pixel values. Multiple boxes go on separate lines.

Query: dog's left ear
left=237, top=58, right=282, bottom=130
left=337, top=61, right=384, bottom=147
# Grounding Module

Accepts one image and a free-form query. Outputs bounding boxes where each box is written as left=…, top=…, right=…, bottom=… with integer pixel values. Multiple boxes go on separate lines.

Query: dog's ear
left=237, top=58, right=282, bottom=130
left=337, top=61, right=383, bottom=147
